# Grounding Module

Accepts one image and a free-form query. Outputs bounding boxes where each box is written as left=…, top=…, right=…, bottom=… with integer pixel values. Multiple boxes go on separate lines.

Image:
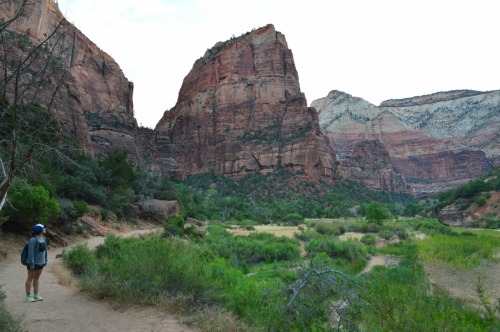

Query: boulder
left=137, top=199, right=180, bottom=221
left=78, top=216, right=104, bottom=236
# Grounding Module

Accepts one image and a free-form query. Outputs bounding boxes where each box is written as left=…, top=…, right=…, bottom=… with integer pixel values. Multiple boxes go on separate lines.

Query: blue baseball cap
left=33, top=224, right=45, bottom=235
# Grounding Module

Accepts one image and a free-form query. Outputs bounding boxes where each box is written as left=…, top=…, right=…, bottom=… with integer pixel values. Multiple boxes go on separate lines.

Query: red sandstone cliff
left=154, top=24, right=336, bottom=180
left=0, top=0, right=147, bottom=160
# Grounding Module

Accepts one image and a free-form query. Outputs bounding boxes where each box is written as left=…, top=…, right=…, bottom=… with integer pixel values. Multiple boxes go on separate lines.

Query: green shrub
left=402, top=203, right=423, bottom=217
left=73, top=200, right=88, bottom=217
left=63, top=244, right=95, bottom=276
left=314, top=222, right=345, bottom=236
left=361, top=234, right=376, bottom=246
left=294, top=229, right=319, bottom=242
left=4, top=183, right=60, bottom=226
left=396, top=229, right=409, bottom=240
left=475, top=196, right=487, bottom=206
left=378, top=229, right=393, bottom=240
left=100, top=209, right=110, bottom=221
left=163, top=215, right=194, bottom=238
left=305, top=237, right=365, bottom=263
left=348, top=222, right=381, bottom=234
left=58, top=199, right=88, bottom=225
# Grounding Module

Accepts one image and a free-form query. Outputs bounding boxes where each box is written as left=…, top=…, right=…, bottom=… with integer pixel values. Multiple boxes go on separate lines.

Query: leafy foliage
left=363, top=201, right=391, bottom=225
left=3, top=183, right=60, bottom=226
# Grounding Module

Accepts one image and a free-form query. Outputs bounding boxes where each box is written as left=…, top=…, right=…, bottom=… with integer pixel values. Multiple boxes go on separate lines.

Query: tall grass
left=360, top=245, right=497, bottom=331
left=416, top=233, right=500, bottom=269
left=64, top=234, right=282, bottom=329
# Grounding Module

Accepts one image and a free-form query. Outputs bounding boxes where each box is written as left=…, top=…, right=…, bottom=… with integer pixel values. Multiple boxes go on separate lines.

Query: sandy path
left=0, top=228, right=197, bottom=332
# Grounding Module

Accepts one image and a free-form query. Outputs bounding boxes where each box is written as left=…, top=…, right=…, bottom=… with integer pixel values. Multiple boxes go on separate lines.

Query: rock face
left=0, top=0, right=148, bottom=161
left=154, top=24, right=335, bottom=180
left=380, top=90, right=500, bottom=167
left=312, top=91, right=412, bottom=193
left=338, top=140, right=410, bottom=193
left=438, top=203, right=470, bottom=227
left=313, top=90, right=496, bottom=196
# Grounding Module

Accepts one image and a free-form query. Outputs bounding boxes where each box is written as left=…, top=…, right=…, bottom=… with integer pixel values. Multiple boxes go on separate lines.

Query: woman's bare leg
left=25, top=269, right=36, bottom=295
left=33, top=270, right=42, bottom=294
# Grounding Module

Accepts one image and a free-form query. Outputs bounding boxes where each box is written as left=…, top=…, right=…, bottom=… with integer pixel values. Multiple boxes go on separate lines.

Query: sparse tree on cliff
left=0, top=0, right=72, bottom=212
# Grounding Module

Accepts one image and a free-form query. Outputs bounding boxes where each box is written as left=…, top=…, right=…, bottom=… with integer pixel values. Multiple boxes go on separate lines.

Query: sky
left=57, top=0, right=500, bottom=129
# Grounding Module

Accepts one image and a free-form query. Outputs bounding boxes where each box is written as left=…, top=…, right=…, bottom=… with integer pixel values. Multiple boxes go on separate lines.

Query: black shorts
left=27, top=264, right=45, bottom=271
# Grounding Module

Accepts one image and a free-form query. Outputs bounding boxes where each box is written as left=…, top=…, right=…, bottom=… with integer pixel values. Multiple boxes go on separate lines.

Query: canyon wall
left=313, top=90, right=497, bottom=196
left=0, top=0, right=148, bottom=161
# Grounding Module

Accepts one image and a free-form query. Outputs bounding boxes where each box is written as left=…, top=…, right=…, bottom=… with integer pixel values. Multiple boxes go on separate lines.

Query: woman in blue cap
left=25, top=223, right=48, bottom=303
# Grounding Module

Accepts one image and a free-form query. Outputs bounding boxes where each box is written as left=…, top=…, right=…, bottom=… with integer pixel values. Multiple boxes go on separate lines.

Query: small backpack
left=20, top=237, right=37, bottom=265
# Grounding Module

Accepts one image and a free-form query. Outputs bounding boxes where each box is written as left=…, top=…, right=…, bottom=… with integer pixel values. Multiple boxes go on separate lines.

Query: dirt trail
left=0, top=228, right=197, bottom=332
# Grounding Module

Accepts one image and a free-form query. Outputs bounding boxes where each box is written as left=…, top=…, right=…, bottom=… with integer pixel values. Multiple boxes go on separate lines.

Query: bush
left=58, top=199, right=88, bottom=225
left=73, top=200, right=88, bottom=217
left=402, top=203, right=423, bottom=217
left=294, top=229, right=319, bottom=242
left=62, top=244, right=95, bottom=276
left=305, top=237, right=365, bottom=263
left=474, top=196, right=487, bottom=206
left=163, top=215, right=193, bottom=238
left=396, top=229, right=409, bottom=240
left=4, top=183, right=60, bottom=226
left=378, top=229, right=393, bottom=240
left=314, top=222, right=345, bottom=236
left=283, top=213, right=304, bottom=225
left=361, top=234, right=376, bottom=246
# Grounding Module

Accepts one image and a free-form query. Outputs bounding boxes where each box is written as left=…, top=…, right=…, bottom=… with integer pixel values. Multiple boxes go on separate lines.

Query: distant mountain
left=312, top=90, right=497, bottom=196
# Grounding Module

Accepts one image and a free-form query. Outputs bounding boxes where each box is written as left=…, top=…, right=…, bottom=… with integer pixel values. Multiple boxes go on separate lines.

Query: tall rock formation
left=154, top=24, right=335, bottom=180
left=313, top=90, right=497, bottom=196
left=0, top=0, right=147, bottom=160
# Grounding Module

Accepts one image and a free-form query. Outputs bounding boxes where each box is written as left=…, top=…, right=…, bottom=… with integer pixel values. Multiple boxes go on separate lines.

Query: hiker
left=25, top=224, right=48, bottom=303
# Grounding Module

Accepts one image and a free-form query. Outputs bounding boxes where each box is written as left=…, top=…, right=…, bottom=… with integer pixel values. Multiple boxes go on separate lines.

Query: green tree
left=99, top=149, right=137, bottom=190
left=403, top=203, right=423, bottom=217
left=365, top=201, right=390, bottom=225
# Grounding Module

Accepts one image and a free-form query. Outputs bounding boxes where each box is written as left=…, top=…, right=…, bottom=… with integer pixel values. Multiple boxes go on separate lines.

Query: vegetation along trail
left=0, top=228, right=197, bottom=332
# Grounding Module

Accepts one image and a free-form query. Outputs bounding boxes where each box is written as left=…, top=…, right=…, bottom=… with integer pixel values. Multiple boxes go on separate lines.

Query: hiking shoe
left=26, top=295, right=35, bottom=303
left=34, top=294, right=43, bottom=301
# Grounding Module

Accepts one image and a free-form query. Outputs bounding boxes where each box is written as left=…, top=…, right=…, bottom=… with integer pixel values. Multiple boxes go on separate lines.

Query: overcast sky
left=57, top=0, right=500, bottom=128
